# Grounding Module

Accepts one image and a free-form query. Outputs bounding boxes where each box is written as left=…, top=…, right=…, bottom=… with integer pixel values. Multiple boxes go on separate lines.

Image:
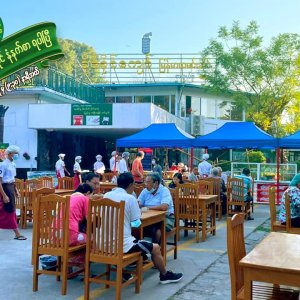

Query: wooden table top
left=140, top=210, right=166, bottom=221
left=198, top=194, right=218, bottom=200
left=100, top=182, right=117, bottom=186
left=240, top=232, right=300, bottom=273
left=54, top=189, right=74, bottom=194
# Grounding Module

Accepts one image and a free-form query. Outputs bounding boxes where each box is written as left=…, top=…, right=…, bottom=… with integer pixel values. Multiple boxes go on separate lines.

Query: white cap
left=122, top=152, right=130, bottom=158
left=58, top=153, right=65, bottom=158
left=5, top=145, right=20, bottom=154
left=96, top=154, right=102, bottom=159
left=203, top=154, right=209, bottom=160
left=111, top=150, right=117, bottom=156
left=75, top=156, right=82, bottom=161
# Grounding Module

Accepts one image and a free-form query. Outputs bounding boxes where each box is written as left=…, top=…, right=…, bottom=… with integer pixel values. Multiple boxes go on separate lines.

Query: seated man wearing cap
left=94, top=154, right=105, bottom=174
left=138, top=172, right=175, bottom=243
left=55, top=153, right=70, bottom=178
left=198, top=153, right=212, bottom=178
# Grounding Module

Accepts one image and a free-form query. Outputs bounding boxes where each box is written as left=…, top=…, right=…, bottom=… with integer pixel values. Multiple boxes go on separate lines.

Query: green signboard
left=0, top=21, right=64, bottom=80
left=71, top=104, right=112, bottom=126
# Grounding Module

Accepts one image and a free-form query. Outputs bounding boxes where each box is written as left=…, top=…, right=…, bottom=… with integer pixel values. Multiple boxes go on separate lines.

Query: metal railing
left=2, top=67, right=105, bottom=104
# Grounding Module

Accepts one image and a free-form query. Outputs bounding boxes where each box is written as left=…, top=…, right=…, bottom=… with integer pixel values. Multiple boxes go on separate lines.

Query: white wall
left=2, top=95, right=38, bottom=168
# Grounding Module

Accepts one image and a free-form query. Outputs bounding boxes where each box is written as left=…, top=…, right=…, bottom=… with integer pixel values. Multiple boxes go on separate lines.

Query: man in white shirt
left=198, top=153, right=212, bottom=177
left=104, top=172, right=183, bottom=284
left=93, top=154, right=105, bottom=174
left=55, top=153, right=70, bottom=178
left=119, top=152, right=130, bottom=174
left=109, top=151, right=118, bottom=172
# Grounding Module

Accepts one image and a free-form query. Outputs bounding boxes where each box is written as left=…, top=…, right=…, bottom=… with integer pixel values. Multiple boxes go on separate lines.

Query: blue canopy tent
left=192, top=122, right=278, bottom=149
left=116, top=123, right=194, bottom=148
left=279, top=131, right=300, bottom=148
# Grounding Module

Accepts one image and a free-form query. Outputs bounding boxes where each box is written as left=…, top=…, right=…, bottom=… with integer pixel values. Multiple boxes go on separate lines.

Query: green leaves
left=0, top=18, right=3, bottom=41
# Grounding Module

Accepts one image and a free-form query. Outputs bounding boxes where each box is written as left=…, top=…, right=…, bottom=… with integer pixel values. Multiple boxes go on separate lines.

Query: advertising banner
left=256, top=183, right=288, bottom=204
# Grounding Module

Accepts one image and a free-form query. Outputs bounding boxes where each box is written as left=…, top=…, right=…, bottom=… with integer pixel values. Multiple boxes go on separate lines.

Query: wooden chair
left=84, top=198, right=142, bottom=300
left=23, top=179, right=44, bottom=228
left=227, top=213, right=299, bottom=300
left=177, top=183, right=202, bottom=242
left=134, top=184, right=145, bottom=198
left=102, top=172, right=115, bottom=182
left=197, top=179, right=213, bottom=195
left=39, top=176, right=54, bottom=188
left=58, top=177, right=74, bottom=190
left=31, top=187, right=55, bottom=265
left=227, top=178, right=251, bottom=219
left=269, top=187, right=286, bottom=232
left=285, top=192, right=300, bottom=234
left=32, top=194, right=85, bottom=295
left=15, top=178, right=25, bottom=227
left=205, top=177, right=222, bottom=220
left=167, top=188, right=179, bottom=259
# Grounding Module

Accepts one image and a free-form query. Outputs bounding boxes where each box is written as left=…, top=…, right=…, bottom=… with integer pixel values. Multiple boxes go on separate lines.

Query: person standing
left=109, top=151, right=118, bottom=173
left=0, top=145, right=26, bottom=240
left=152, top=157, right=163, bottom=179
left=55, top=153, right=70, bottom=178
left=93, top=154, right=105, bottom=174
left=73, top=156, right=82, bottom=190
left=131, top=151, right=144, bottom=183
left=119, top=152, right=130, bottom=174
left=198, top=153, right=212, bottom=177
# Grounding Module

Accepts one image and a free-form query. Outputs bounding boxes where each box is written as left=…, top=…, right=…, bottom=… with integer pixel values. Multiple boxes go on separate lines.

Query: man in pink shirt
left=131, top=151, right=144, bottom=183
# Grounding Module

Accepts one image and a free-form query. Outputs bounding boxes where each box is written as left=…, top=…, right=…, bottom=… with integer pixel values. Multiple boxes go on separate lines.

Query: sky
left=1, top=0, right=299, bottom=54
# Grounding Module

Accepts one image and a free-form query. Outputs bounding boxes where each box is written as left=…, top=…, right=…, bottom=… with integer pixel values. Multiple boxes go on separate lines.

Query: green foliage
left=51, top=38, right=104, bottom=83
left=201, top=21, right=300, bottom=134
left=245, top=151, right=266, bottom=163
left=217, top=159, right=231, bottom=171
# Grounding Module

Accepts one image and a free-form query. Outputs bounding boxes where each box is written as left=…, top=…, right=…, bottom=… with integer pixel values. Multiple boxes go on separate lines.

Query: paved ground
left=0, top=204, right=270, bottom=300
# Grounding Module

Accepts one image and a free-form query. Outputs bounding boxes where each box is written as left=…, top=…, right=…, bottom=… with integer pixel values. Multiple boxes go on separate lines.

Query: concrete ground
left=0, top=204, right=270, bottom=300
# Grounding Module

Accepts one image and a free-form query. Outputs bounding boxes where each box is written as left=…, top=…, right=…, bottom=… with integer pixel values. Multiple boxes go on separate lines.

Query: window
left=116, top=96, right=132, bottom=103
left=105, top=97, right=115, bottom=103
left=171, top=95, right=175, bottom=115
left=135, top=96, right=151, bottom=103
left=154, top=96, right=169, bottom=111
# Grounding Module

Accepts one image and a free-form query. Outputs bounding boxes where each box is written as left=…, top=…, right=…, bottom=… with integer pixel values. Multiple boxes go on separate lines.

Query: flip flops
left=14, top=235, right=27, bottom=240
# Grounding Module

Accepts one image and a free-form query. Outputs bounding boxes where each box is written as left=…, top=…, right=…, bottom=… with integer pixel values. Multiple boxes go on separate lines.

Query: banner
left=71, top=104, right=113, bottom=126
left=0, top=21, right=64, bottom=80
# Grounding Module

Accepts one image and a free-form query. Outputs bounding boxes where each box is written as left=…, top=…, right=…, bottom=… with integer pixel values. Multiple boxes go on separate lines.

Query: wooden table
left=54, top=189, right=74, bottom=196
left=99, top=182, right=117, bottom=193
left=140, top=210, right=166, bottom=271
left=240, top=232, right=300, bottom=300
left=199, top=194, right=218, bottom=242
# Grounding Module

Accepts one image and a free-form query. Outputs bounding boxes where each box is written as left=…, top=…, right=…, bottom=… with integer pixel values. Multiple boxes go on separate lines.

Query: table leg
left=202, top=202, right=206, bottom=242
left=160, top=219, right=166, bottom=264
left=212, top=202, right=216, bottom=236
left=243, top=268, right=252, bottom=300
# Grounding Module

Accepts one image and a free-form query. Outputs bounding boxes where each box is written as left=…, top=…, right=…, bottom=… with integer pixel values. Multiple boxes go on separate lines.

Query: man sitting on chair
left=104, top=172, right=183, bottom=284
left=235, top=168, right=254, bottom=220
left=138, top=172, right=175, bottom=244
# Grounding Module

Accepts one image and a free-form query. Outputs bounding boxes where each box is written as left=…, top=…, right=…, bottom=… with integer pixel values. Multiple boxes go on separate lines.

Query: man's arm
left=146, top=203, right=168, bottom=211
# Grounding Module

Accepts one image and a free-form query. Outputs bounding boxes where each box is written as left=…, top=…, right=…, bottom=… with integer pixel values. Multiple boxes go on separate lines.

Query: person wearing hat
left=198, top=153, right=212, bottom=178
left=93, top=154, right=105, bottom=174
left=0, top=145, right=26, bottom=240
left=109, top=150, right=119, bottom=173
left=279, top=173, right=300, bottom=227
left=119, top=152, right=130, bottom=174
left=55, top=153, right=70, bottom=178
left=73, top=156, right=82, bottom=190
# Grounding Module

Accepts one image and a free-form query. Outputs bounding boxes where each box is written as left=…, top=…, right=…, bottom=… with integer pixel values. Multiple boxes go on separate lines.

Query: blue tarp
left=192, top=122, right=278, bottom=149
left=116, top=123, right=194, bottom=148
left=279, top=131, right=300, bottom=148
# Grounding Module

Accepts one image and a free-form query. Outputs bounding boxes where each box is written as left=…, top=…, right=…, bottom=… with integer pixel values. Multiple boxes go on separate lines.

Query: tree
left=0, top=105, right=8, bottom=143
left=52, top=39, right=104, bottom=83
left=200, top=21, right=300, bottom=134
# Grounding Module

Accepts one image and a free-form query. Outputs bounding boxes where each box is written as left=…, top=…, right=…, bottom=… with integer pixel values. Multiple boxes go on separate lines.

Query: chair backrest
left=24, top=179, right=44, bottom=209
left=227, top=178, right=244, bottom=203
left=33, top=194, right=70, bottom=252
left=269, top=187, right=277, bottom=229
left=205, top=177, right=221, bottom=202
left=134, top=184, right=145, bottom=198
left=177, top=183, right=199, bottom=220
left=15, top=178, right=25, bottom=209
left=39, top=176, right=54, bottom=188
left=227, top=214, right=246, bottom=300
left=198, top=179, right=214, bottom=195
left=58, top=177, right=74, bottom=190
left=102, top=172, right=115, bottom=182
left=86, top=198, right=125, bottom=258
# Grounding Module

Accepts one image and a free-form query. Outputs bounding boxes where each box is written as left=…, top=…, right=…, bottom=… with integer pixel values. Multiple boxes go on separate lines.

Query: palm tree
left=0, top=105, right=8, bottom=143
